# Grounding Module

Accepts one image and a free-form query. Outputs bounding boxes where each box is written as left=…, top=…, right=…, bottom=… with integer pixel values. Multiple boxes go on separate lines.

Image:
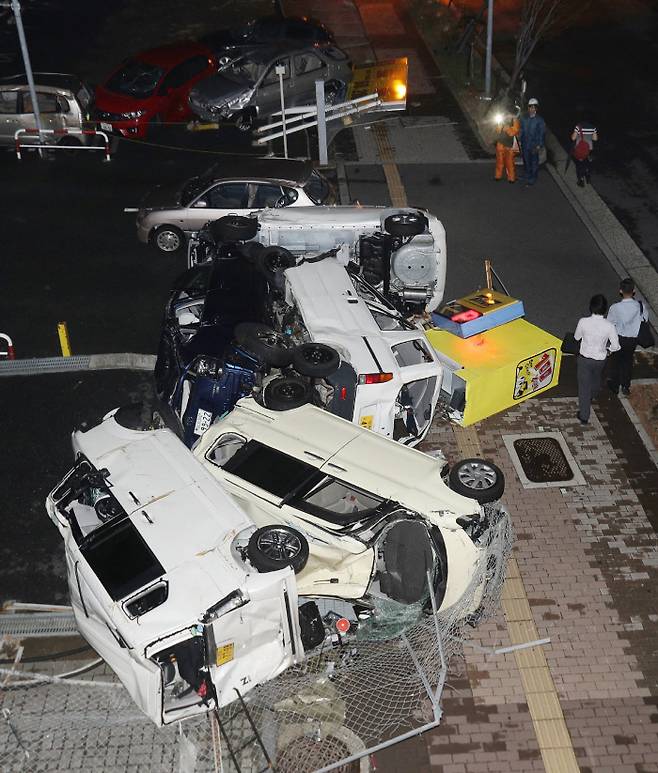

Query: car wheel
left=292, top=343, right=340, bottom=378
left=257, top=246, right=296, bottom=279
left=113, top=402, right=158, bottom=431
left=448, top=459, right=505, bottom=503
left=236, top=108, right=255, bottom=132
left=247, top=525, right=309, bottom=574
left=263, top=375, right=312, bottom=411
left=152, top=224, right=185, bottom=254
left=209, top=215, right=259, bottom=244
left=384, top=211, right=428, bottom=238
left=234, top=322, right=292, bottom=367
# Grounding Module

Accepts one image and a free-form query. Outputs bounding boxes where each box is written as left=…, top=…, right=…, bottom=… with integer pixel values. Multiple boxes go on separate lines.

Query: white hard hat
left=527, top=98, right=539, bottom=106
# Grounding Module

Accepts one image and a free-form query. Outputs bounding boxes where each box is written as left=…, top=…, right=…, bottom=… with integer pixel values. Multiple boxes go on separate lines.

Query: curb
left=0, top=353, right=156, bottom=377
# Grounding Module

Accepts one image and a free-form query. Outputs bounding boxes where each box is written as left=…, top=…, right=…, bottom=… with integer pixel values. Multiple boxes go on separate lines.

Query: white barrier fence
left=14, top=127, right=112, bottom=161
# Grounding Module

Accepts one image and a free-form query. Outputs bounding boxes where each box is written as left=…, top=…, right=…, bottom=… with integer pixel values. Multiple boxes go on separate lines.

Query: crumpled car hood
left=190, top=73, right=253, bottom=109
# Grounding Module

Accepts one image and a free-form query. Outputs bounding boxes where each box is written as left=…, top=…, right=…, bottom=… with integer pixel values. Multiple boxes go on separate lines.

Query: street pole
left=484, top=0, right=494, bottom=99
left=3, top=0, right=44, bottom=145
left=315, top=80, right=328, bottom=166
left=276, top=64, right=288, bottom=158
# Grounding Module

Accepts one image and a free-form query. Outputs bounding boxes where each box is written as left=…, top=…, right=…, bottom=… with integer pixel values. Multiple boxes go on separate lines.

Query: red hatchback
left=95, top=43, right=217, bottom=139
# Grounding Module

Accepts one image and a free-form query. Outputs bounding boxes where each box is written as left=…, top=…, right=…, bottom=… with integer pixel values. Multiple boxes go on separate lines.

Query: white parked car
left=189, top=205, right=447, bottom=316
left=135, top=158, right=334, bottom=254
left=194, top=398, right=510, bottom=620
left=45, top=406, right=315, bottom=726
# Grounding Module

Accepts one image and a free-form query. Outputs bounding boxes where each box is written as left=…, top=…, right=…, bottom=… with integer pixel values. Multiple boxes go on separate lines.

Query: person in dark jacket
left=520, top=98, right=546, bottom=187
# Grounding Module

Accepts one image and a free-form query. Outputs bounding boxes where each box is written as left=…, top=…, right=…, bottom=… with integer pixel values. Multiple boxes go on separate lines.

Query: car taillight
left=358, top=372, right=393, bottom=385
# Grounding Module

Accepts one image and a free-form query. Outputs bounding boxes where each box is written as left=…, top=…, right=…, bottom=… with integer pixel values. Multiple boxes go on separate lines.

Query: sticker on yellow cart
left=359, top=415, right=374, bottom=430
left=514, top=349, right=556, bottom=399
left=216, top=643, right=235, bottom=666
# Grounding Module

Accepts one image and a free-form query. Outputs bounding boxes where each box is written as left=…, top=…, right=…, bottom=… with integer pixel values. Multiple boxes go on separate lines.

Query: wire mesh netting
left=1, top=514, right=513, bottom=773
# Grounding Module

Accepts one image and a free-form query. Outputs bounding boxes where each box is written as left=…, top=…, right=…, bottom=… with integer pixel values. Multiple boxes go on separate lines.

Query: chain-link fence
left=1, top=513, right=512, bottom=773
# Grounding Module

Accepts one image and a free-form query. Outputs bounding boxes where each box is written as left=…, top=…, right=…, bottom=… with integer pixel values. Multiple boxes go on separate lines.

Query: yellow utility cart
left=426, top=286, right=562, bottom=426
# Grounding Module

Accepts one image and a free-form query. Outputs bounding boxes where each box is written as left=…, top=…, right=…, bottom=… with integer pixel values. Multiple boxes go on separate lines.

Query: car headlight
left=202, top=589, right=248, bottom=622
left=193, top=356, right=223, bottom=377
left=120, top=109, right=147, bottom=120
left=227, top=92, right=251, bottom=110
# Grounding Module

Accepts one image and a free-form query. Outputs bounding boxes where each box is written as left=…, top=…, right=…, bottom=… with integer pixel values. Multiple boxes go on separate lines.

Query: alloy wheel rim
left=457, top=461, right=496, bottom=489
left=257, top=529, right=301, bottom=560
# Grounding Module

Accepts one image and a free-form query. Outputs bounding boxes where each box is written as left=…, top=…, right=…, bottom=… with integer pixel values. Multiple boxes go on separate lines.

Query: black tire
left=234, top=322, right=292, bottom=367
left=113, top=402, right=157, bottom=431
left=263, top=375, right=312, bottom=411
left=257, top=246, right=296, bottom=278
left=292, top=343, right=340, bottom=378
left=151, top=224, right=185, bottom=254
left=247, top=525, right=309, bottom=573
left=448, top=459, right=505, bottom=503
left=239, top=240, right=266, bottom=263
left=209, top=215, right=259, bottom=244
left=384, top=211, right=428, bottom=238
left=236, top=109, right=254, bottom=132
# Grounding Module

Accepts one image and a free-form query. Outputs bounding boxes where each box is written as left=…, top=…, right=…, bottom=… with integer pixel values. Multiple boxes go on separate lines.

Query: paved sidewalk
left=284, top=1, right=658, bottom=772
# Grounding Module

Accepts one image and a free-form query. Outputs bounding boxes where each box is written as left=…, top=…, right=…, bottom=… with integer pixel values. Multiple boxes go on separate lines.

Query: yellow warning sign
left=216, top=643, right=235, bottom=666
left=347, top=58, right=408, bottom=109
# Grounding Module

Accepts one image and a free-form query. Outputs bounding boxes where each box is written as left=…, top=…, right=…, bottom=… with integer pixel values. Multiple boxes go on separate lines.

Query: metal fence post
left=316, top=80, right=328, bottom=166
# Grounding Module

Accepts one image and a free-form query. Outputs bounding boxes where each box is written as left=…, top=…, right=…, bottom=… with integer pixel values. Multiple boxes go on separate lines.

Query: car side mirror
left=193, top=200, right=208, bottom=208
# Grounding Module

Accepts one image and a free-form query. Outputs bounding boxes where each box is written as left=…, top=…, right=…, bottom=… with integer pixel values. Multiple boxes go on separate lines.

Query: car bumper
left=96, top=118, right=149, bottom=139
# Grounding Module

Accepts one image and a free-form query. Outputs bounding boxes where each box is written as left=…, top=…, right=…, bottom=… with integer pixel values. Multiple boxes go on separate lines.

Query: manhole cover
left=512, top=437, right=573, bottom=483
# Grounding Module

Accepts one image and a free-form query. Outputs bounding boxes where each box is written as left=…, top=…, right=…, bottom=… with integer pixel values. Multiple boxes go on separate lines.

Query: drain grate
left=513, top=437, right=573, bottom=482
left=503, top=432, right=586, bottom=489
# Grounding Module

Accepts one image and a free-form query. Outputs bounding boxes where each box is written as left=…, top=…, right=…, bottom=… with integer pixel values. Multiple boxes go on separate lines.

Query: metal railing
left=14, top=127, right=112, bottom=161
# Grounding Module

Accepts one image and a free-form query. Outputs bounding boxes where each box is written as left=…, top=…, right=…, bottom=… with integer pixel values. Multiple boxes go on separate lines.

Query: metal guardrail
left=0, top=353, right=156, bottom=377
left=0, top=613, right=79, bottom=638
left=14, top=127, right=112, bottom=161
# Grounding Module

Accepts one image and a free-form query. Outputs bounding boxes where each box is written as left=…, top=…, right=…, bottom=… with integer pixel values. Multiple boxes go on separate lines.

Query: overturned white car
left=189, top=205, right=447, bottom=316
left=46, top=409, right=313, bottom=726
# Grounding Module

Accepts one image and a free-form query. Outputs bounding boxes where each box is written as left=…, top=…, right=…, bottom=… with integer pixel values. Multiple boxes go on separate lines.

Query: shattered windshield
left=105, top=58, right=164, bottom=97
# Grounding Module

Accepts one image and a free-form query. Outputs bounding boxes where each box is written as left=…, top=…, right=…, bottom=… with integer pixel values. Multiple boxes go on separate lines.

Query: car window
left=208, top=182, right=248, bottom=209
left=21, top=90, right=58, bottom=114
left=391, top=339, right=434, bottom=366
left=323, top=46, right=349, bottom=62
left=281, top=186, right=299, bottom=206
left=299, top=477, right=383, bottom=515
left=0, top=90, right=17, bottom=114
left=172, top=262, right=213, bottom=302
left=370, top=309, right=407, bottom=331
left=56, top=95, right=71, bottom=113
left=208, top=439, right=318, bottom=498
left=81, top=518, right=164, bottom=601
left=105, top=58, right=164, bottom=98
left=262, top=58, right=290, bottom=85
left=302, top=169, right=331, bottom=204
left=160, top=56, right=210, bottom=92
left=294, top=53, right=325, bottom=76
left=250, top=183, right=283, bottom=208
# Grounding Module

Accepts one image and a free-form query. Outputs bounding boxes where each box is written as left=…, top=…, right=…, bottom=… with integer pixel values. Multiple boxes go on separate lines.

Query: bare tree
left=508, top=0, right=562, bottom=92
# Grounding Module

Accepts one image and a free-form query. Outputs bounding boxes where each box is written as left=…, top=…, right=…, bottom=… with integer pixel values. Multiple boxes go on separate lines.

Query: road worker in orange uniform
left=494, top=112, right=521, bottom=183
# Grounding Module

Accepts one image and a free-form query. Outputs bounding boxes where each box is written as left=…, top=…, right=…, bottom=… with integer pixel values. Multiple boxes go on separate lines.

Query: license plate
left=359, top=415, right=373, bottom=430
left=194, top=408, right=213, bottom=436
left=100, top=122, right=112, bottom=132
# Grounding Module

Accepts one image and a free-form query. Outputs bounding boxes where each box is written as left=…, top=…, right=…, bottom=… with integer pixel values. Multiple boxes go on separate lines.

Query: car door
left=291, top=51, right=327, bottom=106
left=191, top=181, right=249, bottom=227
left=0, top=88, right=19, bottom=145
left=17, top=89, right=63, bottom=141
left=254, top=56, right=291, bottom=118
